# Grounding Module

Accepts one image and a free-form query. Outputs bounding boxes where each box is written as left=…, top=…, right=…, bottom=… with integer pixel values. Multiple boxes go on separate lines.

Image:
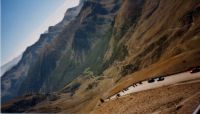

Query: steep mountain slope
left=1, top=0, right=85, bottom=103
left=1, top=0, right=200, bottom=113
left=104, top=0, right=200, bottom=78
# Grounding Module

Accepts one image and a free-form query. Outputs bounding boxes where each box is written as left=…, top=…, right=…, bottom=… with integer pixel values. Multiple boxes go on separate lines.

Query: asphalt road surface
left=107, top=71, right=200, bottom=100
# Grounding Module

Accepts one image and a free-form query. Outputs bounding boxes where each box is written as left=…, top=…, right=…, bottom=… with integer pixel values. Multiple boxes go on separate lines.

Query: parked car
left=157, top=77, right=165, bottom=81
left=138, top=81, right=143, bottom=84
left=117, top=93, right=121, bottom=97
left=190, top=67, right=200, bottom=73
left=148, top=78, right=155, bottom=83
left=100, top=98, right=104, bottom=103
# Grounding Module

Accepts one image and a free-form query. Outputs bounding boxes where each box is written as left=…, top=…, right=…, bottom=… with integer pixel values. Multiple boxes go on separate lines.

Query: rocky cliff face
left=1, top=0, right=200, bottom=112
left=1, top=0, right=85, bottom=103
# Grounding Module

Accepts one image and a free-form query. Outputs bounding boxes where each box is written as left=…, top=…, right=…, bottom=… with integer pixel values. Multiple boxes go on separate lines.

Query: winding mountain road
left=107, top=71, right=200, bottom=101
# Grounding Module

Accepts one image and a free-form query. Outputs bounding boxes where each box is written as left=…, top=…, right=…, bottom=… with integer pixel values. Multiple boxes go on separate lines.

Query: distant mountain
left=1, top=0, right=85, bottom=103
left=1, top=0, right=200, bottom=113
left=1, top=55, right=22, bottom=76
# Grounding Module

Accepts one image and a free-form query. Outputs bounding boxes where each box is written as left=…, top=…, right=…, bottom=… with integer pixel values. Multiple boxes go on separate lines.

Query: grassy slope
left=104, top=49, right=200, bottom=98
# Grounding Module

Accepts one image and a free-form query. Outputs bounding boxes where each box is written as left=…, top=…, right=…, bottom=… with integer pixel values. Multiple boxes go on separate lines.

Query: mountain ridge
left=1, top=0, right=86, bottom=103
left=1, top=55, right=22, bottom=76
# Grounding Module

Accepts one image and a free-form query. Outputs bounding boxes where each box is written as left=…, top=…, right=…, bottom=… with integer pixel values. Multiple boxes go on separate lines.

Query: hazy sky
left=1, top=0, right=79, bottom=66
